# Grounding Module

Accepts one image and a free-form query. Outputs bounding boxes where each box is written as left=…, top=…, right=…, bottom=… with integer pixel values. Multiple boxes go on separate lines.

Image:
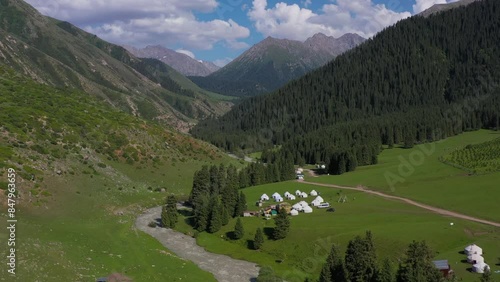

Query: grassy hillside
left=309, top=130, right=500, bottom=222
left=441, top=136, right=500, bottom=174
left=0, top=65, right=241, bottom=280
left=0, top=0, right=232, bottom=130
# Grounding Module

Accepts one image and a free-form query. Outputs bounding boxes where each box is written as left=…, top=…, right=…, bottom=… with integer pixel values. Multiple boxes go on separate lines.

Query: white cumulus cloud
left=248, top=0, right=412, bottom=40
left=24, top=0, right=250, bottom=50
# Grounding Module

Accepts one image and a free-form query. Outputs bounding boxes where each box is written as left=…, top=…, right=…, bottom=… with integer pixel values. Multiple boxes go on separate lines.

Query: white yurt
left=284, top=191, right=291, bottom=197
left=292, top=203, right=303, bottom=211
left=295, top=190, right=302, bottom=196
left=303, top=206, right=313, bottom=213
left=310, top=190, right=318, bottom=196
left=472, top=262, right=490, bottom=273
left=311, top=200, right=321, bottom=207
left=320, top=164, right=326, bottom=169
left=300, top=192, right=308, bottom=198
left=298, top=201, right=309, bottom=207
left=260, top=194, right=270, bottom=201
left=467, top=254, right=484, bottom=264
left=465, top=244, right=483, bottom=255
left=275, top=197, right=283, bottom=202
left=272, top=192, right=281, bottom=199
left=288, top=195, right=296, bottom=200
left=314, top=196, right=324, bottom=203
left=290, top=209, right=299, bottom=216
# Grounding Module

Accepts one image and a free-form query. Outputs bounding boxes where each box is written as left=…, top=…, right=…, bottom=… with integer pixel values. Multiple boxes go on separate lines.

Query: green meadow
left=0, top=157, right=240, bottom=281
left=175, top=181, right=500, bottom=281
left=311, top=130, right=500, bottom=222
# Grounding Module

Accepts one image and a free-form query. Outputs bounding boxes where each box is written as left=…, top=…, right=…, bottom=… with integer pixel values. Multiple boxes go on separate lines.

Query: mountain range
left=189, top=33, right=366, bottom=97
left=125, top=45, right=220, bottom=77
left=0, top=0, right=232, bottom=131
left=192, top=0, right=500, bottom=166
left=419, top=0, right=482, bottom=17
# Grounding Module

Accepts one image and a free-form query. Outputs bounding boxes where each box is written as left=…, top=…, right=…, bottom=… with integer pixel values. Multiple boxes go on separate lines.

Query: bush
left=148, top=221, right=157, bottom=228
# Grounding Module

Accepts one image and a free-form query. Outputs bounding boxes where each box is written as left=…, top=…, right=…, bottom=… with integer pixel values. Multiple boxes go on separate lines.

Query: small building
left=467, top=254, right=484, bottom=264
left=300, top=192, right=308, bottom=198
left=260, top=194, right=270, bottom=201
left=295, top=190, right=302, bottom=196
left=433, top=260, right=452, bottom=278
left=302, top=206, right=313, bottom=213
left=472, top=262, right=490, bottom=274
left=310, top=190, right=318, bottom=196
left=296, top=174, right=304, bottom=180
left=290, top=209, right=299, bottom=216
left=243, top=211, right=258, bottom=217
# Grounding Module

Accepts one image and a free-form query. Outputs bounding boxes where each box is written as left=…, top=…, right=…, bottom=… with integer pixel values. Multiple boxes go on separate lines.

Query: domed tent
left=275, top=196, right=283, bottom=202
left=290, top=209, right=299, bottom=216
left=472, top=262, right=490, bottom=274
left=284, top=191, right=291, bottom=198
left=303, top=206, right=313, bottom=213
left=465, top=244, right=483, bottom=255
left=260, top=194, right=270, bottom=201
left=292, top=203, right=303, bottom=211
left=467, top=254, right=484, bottom=264
left=272, top=192, right=281, bottom=199
left=310, top=190, right=318, bottom=196
left=295, top=190, right=302, bottom=196
left=287, top=195, right=296, bottom=200
left=300, top=192, right=308, bottom=198
left=298, top=201, right=309, bottom=207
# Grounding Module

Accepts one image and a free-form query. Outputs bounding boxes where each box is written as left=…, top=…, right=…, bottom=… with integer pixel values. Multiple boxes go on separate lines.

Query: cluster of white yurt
left=464, top=244, right=489, bottom=274
left=260, top=194, right=270, bottom=201
left=310, top=190, right=318, bottom=196
left=311, top=196, right=325, bottom=206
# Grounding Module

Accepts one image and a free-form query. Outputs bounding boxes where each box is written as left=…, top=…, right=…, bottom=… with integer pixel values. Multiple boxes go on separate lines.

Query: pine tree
left=345, top=232, right=377, bottom=282
left=320, top=244, right=347, bottom=282
left=208, top=196, right=222, bottom=233
left=234, top=191, right=247, bottom=217
left=396, top=241, right=443, bottom=282
left=273, top=208, right=290, bottom=240
left=253, top=227, right=264, bottom=250
left=377, top=258, right=394, bottom=282
left=162, top=195, right=178, bottom=228
left=234, top=217, right=244, bottom=239
left=194, top=194, right=210, bottom=232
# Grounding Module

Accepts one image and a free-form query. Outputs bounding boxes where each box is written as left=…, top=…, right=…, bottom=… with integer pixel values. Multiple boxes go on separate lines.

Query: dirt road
left=299, top=181, right=500, bottom=228
left=135, top=206, right=259, bottom=282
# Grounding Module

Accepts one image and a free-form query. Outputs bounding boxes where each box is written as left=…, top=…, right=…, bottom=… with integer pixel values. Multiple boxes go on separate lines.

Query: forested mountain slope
left=190, top=33, right=365, bottom=97
left=192, top=0, right=500, bottom=173
left=0, top=0, right=231, bottom=130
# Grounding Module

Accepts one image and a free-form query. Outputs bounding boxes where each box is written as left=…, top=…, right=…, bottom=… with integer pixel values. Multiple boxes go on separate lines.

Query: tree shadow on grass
left=263, top=227, right=274, bottom=240
left=460, top=259, right=468, bottom=264
left=184, top=216, right=196, bottom=228
left=246, top=239, right=254, bottom=250
left=225, top=231, right=236, bottom=240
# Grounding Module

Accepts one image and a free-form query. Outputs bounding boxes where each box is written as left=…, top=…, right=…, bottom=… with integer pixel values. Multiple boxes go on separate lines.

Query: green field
left=0, top=156, right=240, bottom=281
left=310, top=130, right=500, bottom=222
left=173, top=131, right=500, bottom=281
left=175, top=181, right=500, bottom=281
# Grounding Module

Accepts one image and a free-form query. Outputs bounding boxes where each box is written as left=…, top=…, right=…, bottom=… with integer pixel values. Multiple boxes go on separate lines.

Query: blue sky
left=25, top=0, right=457, bottom=66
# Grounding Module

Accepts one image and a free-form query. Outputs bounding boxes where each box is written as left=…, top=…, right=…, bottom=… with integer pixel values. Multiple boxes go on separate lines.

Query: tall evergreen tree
left=208, top=196, right=222, bottom=233
left=396, top=241, right=443, bottom=282
left=162, top=195, right=178, bottom=228
left=253, top=227, right=264, bottom=250
left=344, top=231, right=377, bottom=282
left=377, top=258, right=394, bottom=282
left=234, top=217, right=244, bottom=239
left=320, top=244, right=347, bottom=282
left=273, top=208, right=290, bottom=240
left=194, top=194, right=210, bottom=232
left=234, top=191, right=247, bottom=217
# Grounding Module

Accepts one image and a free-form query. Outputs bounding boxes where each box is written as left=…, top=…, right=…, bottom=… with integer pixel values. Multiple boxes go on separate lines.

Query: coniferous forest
left=192, top=0, right=500, bottom=174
